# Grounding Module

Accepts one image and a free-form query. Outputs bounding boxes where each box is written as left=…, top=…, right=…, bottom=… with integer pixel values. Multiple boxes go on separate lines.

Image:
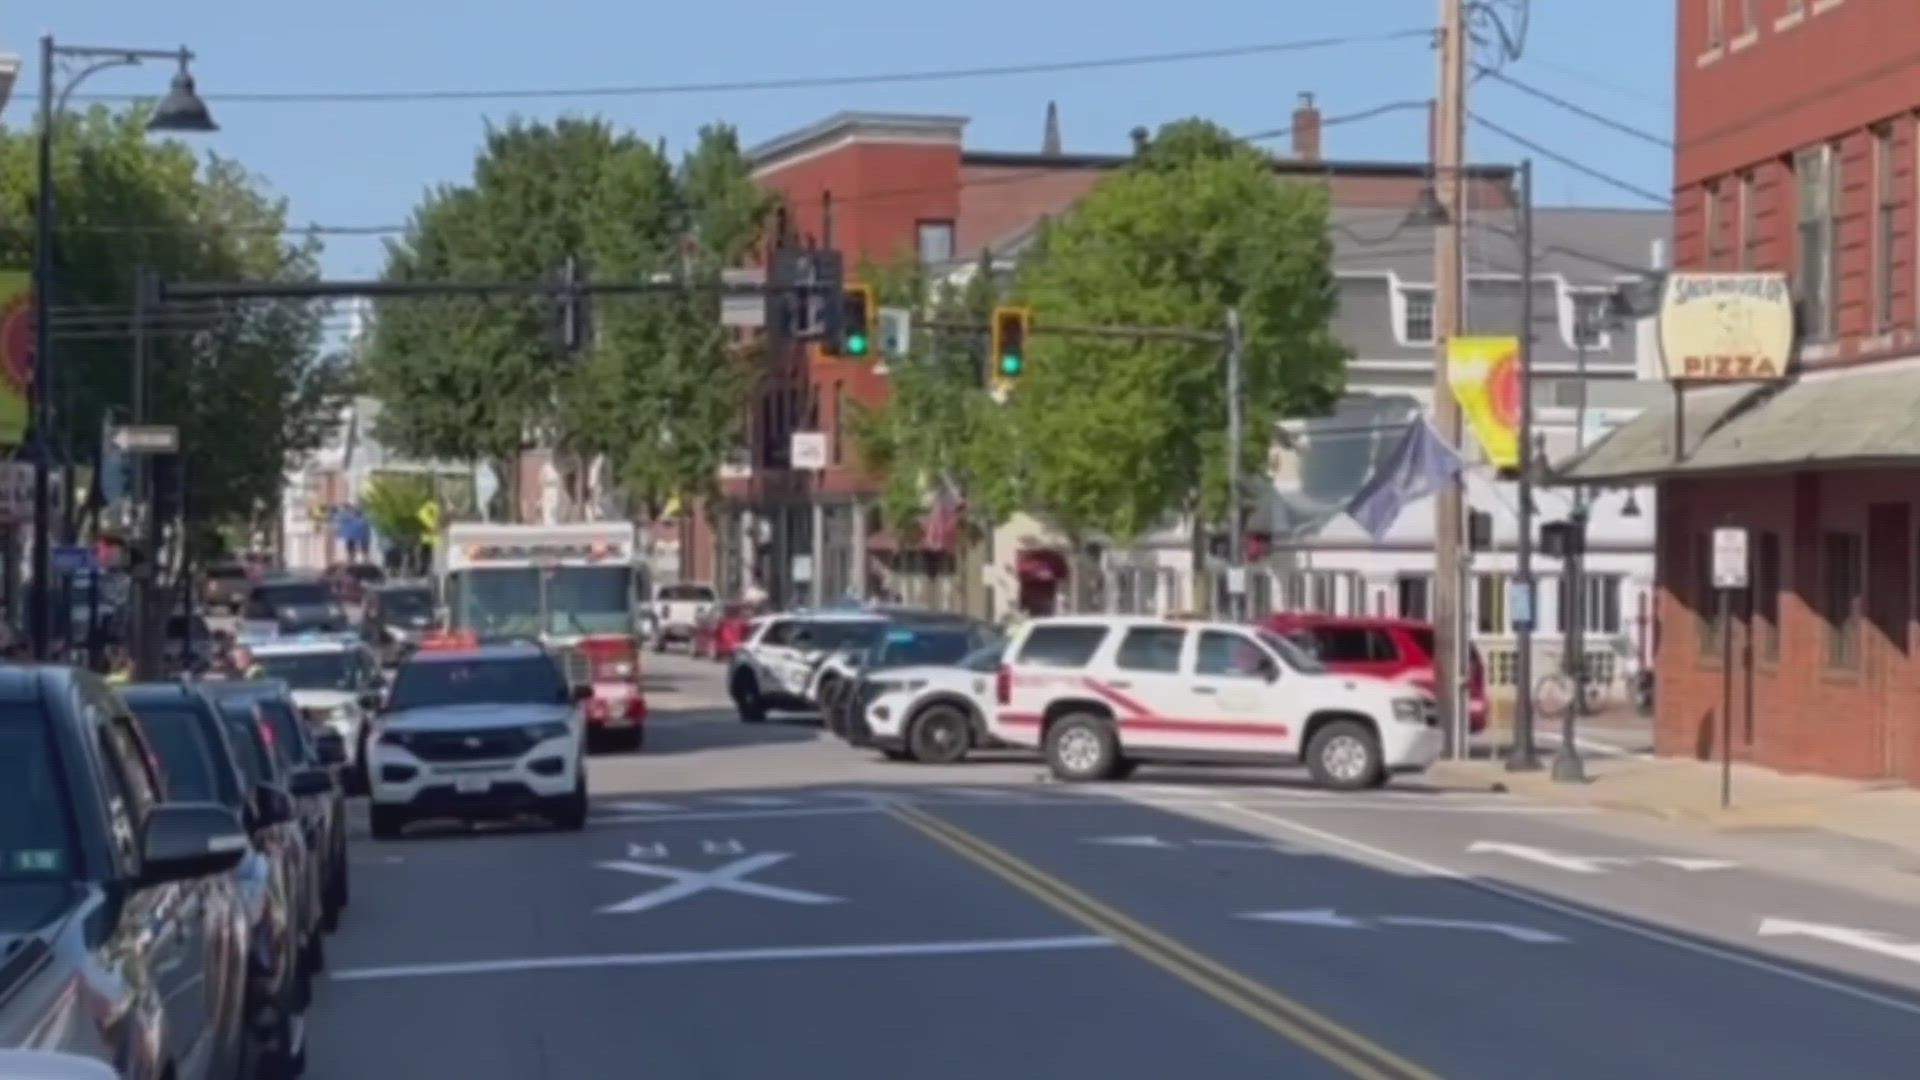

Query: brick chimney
left=1290, top=92, right=1321, bottom=161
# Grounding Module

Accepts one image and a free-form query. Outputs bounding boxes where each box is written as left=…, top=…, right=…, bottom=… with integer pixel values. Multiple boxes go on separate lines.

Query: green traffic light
left=999, top=354, right=1022, bottom=376
left=847, top=333, right=869, bottom=356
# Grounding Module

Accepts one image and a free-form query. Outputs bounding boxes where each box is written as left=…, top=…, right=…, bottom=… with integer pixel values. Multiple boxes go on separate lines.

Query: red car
left=1261, top=613, right=1488, bottom=734
left=692, top=603, right=757, bottom=662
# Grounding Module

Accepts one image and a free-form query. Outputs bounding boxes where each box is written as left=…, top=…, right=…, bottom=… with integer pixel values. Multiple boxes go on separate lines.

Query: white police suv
left=245, top=632, right=383, bottom=790
left=366, top=637, right=590, bottom=838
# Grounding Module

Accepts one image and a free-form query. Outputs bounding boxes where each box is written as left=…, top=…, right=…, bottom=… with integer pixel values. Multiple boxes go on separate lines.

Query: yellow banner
left=0, top=272, right=33, bottom=447
left=1446, top=336, right=1521, bottom=470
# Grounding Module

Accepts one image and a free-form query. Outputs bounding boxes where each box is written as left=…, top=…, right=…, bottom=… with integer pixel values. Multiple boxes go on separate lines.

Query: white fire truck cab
left=436, top=521, right=647, bottom=750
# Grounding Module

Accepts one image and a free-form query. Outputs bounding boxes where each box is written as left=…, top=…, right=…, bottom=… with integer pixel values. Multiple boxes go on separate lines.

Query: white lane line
left=936, top=788, right=1030, bottom=799
left=1221, top=804, right=1920, bottom=1018
left=330, top=934, right=1117, bottom=983
left=708, top=796, right=800, bottom=807
left=601, top=800, right=683, bottom=813
left=589, top=806, right=882, bottom=826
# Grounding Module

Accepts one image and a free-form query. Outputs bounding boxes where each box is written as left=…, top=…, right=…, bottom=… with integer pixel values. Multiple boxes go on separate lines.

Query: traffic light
left=990, top=305, right=1031, bottom=390
left=826, top=284, right=875, bottom=358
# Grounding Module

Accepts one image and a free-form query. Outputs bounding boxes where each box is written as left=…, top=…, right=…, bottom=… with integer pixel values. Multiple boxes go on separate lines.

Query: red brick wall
left=1674, top=0, right=1920, bottom=368
left=1656, top=468, right=1920, bottom=782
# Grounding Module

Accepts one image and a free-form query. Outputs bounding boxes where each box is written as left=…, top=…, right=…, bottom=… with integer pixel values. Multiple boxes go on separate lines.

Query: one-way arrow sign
left=109, top=424, right=178, bottom=454
left=1759, top=919, right=1920, bottom=965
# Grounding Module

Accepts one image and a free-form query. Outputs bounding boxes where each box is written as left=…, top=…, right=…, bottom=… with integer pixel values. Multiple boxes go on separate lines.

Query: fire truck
left=435, top=521, right=647, bottom=749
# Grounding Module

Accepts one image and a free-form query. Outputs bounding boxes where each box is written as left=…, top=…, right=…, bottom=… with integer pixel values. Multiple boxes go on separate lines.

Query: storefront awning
left=1554, top=361, right=1920, bottom=484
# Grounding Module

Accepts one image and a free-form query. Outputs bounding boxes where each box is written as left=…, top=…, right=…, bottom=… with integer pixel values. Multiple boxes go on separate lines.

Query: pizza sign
left=1658, top=272, right=1793, bottom=383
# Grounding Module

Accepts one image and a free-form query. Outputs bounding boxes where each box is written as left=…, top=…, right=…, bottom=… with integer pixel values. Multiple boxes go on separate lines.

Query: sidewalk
left=1433, top=753, right=1920, bottom=865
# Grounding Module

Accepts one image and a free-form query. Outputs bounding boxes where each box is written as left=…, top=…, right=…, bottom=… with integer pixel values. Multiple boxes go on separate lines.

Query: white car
left=651, top=582, right=718, bottom=651
left=726, top=609, right=890, bottom=722
left=856, top=640, right=1006, bottom=764
left=245, top=633, right=383, bottom=790
left=990, top=615, right=1443, bottom=790
left=367, top=640, right=589, bottom=838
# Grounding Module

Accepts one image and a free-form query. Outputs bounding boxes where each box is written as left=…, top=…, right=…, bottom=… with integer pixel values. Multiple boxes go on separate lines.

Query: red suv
left=1261, top=614, right=1488, bottom=734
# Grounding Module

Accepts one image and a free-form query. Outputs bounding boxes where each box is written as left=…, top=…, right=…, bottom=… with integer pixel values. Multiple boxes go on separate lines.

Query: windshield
left=255, top=650, right=367, bottom=692
left=866, top=627, right=983, bottom=670
left=255, top=582, right=332, bottom=609
left=545, top=565, right=633, bottom=636
left=380, top=589, right=435, bottom=623
left=1259, top=629, right=1328, bottom=674
left=807, top=621, right=887, bottom=653
left=388, top=655, right=571, bottom=711
left=133, top=706, right=225, bottom=804
left=658, top=584, right=715, bottom=602
left=0, top=711, right=75, bottom=881
left=215, top=704, right=272, bottom=785
left=455, top=568, right=541, bottom=636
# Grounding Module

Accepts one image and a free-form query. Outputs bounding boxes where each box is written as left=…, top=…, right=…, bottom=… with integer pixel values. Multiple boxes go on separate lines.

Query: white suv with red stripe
left=988, top=616, right=1443, bottom=790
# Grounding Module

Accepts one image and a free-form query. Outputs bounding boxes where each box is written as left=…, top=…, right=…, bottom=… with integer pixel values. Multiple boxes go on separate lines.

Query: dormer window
left=1401, top=287, right=1436, bottom=345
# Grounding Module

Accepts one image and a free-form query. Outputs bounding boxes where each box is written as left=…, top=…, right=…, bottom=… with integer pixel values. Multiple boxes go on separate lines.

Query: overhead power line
left=1468, top=111, right=1672, bottom=207
left=31, top=30, right=1431, bottom=106
left=1481, top=69, right=1672, bottom=149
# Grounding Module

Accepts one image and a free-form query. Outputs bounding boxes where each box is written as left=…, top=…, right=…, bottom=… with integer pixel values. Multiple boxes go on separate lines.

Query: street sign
left=51, top=545, right=96, bottom=575
left=790, top=431, right=827, bottom=471
left=1712, top=526, right=1749, bottom=589
left=108, top=424, right=178, bottom=454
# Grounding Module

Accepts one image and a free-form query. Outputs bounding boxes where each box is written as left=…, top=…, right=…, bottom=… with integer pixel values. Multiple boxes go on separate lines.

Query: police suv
left=366, top=636, right=590, bottom=838
left=243, top=632, right=383, bottom=790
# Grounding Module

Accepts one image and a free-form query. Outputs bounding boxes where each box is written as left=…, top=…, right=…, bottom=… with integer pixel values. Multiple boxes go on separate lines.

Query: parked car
left=1261, top=613, right=1489, bottom=734
left=0, top=665, right=250, bottom=1079
left=123, top=682, right=326, bottom=1078
left=361, top=581, right=439, bottom=666
left=202, top=561, right=256, bottom=614
left=241, top=576, right=350, bottom=638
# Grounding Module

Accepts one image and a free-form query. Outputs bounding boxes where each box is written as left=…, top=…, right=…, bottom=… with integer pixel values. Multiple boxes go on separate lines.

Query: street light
left=30, top=37, right=215, bottom=660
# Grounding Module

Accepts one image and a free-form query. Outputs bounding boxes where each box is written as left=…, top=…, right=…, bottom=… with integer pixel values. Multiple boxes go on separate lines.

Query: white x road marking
left=596, top=854, right=843, bottom=915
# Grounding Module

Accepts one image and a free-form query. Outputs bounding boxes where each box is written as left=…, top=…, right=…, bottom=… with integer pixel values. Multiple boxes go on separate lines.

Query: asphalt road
left=309, top=652, right=1920, bottom=1079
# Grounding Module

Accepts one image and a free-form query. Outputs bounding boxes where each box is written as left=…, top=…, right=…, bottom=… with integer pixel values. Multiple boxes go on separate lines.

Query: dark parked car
left=202, top=681, right=347, bottom=937
left=123, top=682, right=330, bottom=1077
left=241, top=577, right=349, bottom=637
left=361, top=582, right=438, bottom=666
left=0, top=665, right=249, bottom=1080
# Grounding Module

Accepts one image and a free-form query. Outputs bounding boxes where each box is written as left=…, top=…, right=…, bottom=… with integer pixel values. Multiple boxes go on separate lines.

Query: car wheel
left=817, top=678, right=846, bottom=732
left=1305, top=719, right=1386, bottom=791
left=907, top=704, right=972, bottom=765
left=332, top=843, right=350, bottom=913
left=369, top=804, right=406, bottom=840
left=554, top=772, right=588, bottom=831
left=731, top=672, right=767, bottom=723
left=1044, top=713, right=1119, bottom=782
left=251, top=998, right=307, bottom=1080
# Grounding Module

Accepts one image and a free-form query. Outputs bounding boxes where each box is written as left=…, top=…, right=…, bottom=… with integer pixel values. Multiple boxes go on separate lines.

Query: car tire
left=1107, top=759, right=1139, bottom=780
left=251, top=998, right=307, bottom=1080
left=1305, top=719, right=1386, bottom=791
left=731, top=672, right=767, bottom=723
left=817, top=677, right=846, bottom=732
left=1044, top=713, right=1119, bottom=782
left=554, top=772, right=588, bottom=831
left=369, top=804, right=406, bottom=840
left=907, top=704, right=972, bottom=765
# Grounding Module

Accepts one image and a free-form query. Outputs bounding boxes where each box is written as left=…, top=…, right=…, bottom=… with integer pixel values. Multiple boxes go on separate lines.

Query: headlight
left=527, top=720, right=571, bottom=742
left=1391, top=697, right=1427, bottom=725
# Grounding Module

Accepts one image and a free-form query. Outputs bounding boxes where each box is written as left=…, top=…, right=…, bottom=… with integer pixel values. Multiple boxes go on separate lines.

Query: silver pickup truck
left=651, top=582, right=717, bottom=652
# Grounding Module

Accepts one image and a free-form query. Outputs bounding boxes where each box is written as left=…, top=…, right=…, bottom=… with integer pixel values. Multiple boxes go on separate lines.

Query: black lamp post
left=30, top=39, right=214, bottom=660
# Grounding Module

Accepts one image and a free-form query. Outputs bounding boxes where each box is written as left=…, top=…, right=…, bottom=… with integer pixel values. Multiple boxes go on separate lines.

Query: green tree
left=1011, top=119, right=1347, bottom=549
left=361, top=472, right=435, bottom=549
left=0, top=107, right=346, bottom=528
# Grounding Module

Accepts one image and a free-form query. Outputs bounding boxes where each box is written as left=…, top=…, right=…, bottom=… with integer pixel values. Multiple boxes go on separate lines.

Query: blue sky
left=20, top=0, right=1673, bottom=280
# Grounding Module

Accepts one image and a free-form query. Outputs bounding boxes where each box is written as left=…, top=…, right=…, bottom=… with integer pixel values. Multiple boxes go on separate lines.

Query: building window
left=1706, top=0, right=1724, bottom=49
left=1875, top=124, right=1898, bottom=331
left=917, top=221, right=955, bottom=266
left=1402, top=287, right=1435, bottom=344
left=1736, top=170, right=1758, bottom=269
left=1704, top=180, right=1724, bottom=267
left=1573, top=293, right=1609, bottom=349
left=1556, top=574, right=1622, bottom=635
left=1475, top=574, right=1508, bottom=635
left=1822, top=531, right=1863, bottom=668
left=830, top=381, right=846, bottom=466
left=1396, top=574, right=1430, bottom=621
left=1695, top=533, right=1728, bottom=657
left=1755, top=531, right=1781, bottom=661
left=1310, top=573, right=1338, bottom=614
left=1796, top=144, right=1838, bottom=341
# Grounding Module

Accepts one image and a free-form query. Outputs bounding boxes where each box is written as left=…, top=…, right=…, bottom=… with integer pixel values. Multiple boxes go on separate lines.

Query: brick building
left=1563, top=0, right=1920, bottom=782
left=691, top=98, right=1517, bottom=612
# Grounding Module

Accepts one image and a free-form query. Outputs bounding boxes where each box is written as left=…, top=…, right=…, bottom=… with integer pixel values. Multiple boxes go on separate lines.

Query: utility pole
left=1554, top=300, right=1594, bottom=782
left=1508, top=160, right=1541, bottom=772
left=1432, top=0, right=1469, bottom=749
left=1224, top=307, right=1245, bottom=622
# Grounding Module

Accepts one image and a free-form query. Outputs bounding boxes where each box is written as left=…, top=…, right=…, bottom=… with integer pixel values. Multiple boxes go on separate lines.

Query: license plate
left=454, top=775, right=492, bottom=794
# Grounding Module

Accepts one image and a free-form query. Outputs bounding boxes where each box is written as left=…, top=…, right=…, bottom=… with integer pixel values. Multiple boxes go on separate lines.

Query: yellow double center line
left=889, top=804, right=1442, bottom=1080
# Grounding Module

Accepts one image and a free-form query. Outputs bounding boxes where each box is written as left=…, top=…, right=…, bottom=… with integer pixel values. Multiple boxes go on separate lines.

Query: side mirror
left=139, top=803, right=248, bottom=886
left=315, top=732, right=348, bottom=767
left=1263, top=663, right=1281, bottom=683
left=251, top=783, right=293, bottom=829
left=290, top=768, right=335, bottom=798
left=572, top=683, right=594, bottom=703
